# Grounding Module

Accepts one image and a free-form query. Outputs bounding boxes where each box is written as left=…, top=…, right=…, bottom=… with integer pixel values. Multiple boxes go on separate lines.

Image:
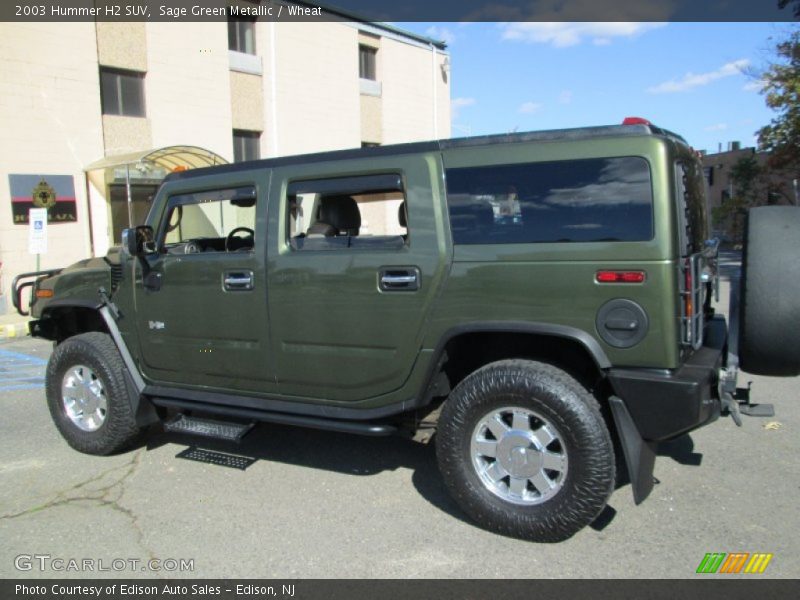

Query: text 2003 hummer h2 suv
left=14, top=119, right=800, bottom=541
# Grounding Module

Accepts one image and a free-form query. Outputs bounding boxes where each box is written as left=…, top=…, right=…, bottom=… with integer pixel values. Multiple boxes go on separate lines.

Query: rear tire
left=436, top=360, right=615, bottom=542
left=46, top=332, right=142, bottom=455
left=739, top=206, right=800, bottom=376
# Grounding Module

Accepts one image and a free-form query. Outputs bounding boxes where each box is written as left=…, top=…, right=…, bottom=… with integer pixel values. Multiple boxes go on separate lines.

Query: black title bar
left=2, top=0, right=797, bottom=23
left=4, top=579, right=800, bottom=600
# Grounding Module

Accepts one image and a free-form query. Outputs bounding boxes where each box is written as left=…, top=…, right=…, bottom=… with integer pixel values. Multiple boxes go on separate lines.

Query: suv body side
left=28, top=131, right=697, bottom=413
left=428, top=134, right=683, bottom=371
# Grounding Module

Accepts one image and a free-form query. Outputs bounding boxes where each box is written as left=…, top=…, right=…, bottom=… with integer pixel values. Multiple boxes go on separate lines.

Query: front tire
left=436, top=360, right=615, bottom=542
left=46, top=332, right=142, bottom=455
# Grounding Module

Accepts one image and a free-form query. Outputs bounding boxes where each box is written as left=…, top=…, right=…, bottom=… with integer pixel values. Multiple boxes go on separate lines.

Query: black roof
left=164, top=124, right=685, bottom=183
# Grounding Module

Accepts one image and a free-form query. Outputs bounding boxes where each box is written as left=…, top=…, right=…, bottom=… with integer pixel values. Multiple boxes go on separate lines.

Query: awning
left=84, top=145, right=228, bottom=172
left=84, top=145, right=229, bottom=233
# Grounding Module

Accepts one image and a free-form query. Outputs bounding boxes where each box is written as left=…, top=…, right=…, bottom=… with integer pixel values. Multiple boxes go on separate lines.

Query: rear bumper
left=608, top=316, right=727, bottom=442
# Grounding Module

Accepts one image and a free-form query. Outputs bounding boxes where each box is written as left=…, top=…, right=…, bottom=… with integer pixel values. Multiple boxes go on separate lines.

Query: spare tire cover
left=739, top=206, right=800, bottom=376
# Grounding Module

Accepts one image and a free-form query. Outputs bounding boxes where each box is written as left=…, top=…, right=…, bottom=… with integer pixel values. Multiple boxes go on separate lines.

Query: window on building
left=228, top=18, right=256, bottom=54
left=703, top=166, right=714, bottom=186
left=359, top=45, right=377, bottom=80
left=233, top=130, right=261, bottom=162
left=445, top=157, right=654, bottom=244
left=100, top=68, right=146, bottom=117
left=287, top=173, right=407, bottom=251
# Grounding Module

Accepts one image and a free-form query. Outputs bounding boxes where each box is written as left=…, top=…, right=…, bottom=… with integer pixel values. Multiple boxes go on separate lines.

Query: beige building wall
left=230, top=72, right=265, bottom=132
left=0, top=23, right=104, bottom=303
left=382, top=39, right=451, bottom=143
left=96, top=22, right=152, bottom=156
left=360, top=95, right=382, bottom=144
left=145, top=23, right=234, bottom=159
left=270, top=22, right=362, bottom=156
left=96, top=22, right=147, bottom=72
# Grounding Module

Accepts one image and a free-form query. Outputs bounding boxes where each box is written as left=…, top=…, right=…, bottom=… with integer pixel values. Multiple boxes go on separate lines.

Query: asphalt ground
left=0, top=276, right=798, bottom=579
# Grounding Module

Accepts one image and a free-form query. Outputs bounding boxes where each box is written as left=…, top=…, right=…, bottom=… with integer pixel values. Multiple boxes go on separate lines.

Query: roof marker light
left=622, top=117, right=652, bottom=126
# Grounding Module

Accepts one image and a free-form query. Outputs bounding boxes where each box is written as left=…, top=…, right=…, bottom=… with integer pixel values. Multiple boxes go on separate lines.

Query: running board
left=164, top=414, right=254, bottom=443
left=739, top=403, right=775, bottom=417
left=152, top=397, right=397, bottom=437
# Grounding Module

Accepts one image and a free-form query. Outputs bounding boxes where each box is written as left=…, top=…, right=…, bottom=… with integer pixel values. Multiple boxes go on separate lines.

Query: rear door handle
left=379, top=267, right=420, bottom=292
left=224, top=271, right=254, bottom=291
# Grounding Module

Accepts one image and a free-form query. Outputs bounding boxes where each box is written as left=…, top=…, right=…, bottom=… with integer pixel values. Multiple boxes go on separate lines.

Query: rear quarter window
left=445, top=157, right=654, bottom=244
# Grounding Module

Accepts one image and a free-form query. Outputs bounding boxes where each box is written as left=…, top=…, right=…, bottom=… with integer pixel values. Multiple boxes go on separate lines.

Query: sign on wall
left=9, top=174, right=78, bottom=224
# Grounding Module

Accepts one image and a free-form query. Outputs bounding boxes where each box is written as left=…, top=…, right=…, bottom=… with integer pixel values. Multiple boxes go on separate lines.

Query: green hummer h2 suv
left=13, top=119, right=800, bottom=541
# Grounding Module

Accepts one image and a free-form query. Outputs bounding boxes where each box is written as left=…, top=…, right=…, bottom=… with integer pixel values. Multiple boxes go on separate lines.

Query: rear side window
left=286, top=173, right=407, bottom=251
left=445, top=157, right=653, bottom=244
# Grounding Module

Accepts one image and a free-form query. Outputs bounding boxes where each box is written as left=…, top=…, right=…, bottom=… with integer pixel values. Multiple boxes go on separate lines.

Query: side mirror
left=121, top=226, right=155, bottom=257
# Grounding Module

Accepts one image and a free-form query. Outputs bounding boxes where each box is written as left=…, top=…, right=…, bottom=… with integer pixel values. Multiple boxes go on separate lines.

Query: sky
left=397, top=21, right=794, bottom=154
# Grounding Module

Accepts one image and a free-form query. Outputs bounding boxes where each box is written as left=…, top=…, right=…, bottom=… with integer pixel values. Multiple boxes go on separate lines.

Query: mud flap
left=99, top=303, right=158, bottom=427
left=609, top=395, right=657, bottom=504
left=123, top=369, right=159, bottom=427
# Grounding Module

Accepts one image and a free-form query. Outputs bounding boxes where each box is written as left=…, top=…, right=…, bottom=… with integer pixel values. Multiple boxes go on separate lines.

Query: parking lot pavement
left=1, top=300, right=798, bottom=579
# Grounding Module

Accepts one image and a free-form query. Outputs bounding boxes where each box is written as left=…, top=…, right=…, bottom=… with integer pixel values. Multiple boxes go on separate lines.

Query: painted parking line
left=0, top=348, right=47, bottom=391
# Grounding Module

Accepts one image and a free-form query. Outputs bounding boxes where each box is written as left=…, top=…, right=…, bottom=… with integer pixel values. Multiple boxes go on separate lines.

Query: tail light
left=596, top=270, right=646, bottom=283
left=681, top=255, right=704, bottom=349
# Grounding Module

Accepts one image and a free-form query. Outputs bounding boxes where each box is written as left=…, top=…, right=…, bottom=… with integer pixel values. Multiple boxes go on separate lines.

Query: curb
left=0, top=322, right=29, bottom=339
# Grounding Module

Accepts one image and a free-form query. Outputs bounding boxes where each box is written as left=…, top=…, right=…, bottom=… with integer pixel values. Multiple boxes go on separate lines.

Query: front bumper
left=11, top=269, right=62, bottom=316
left=608, top=316, right=727, bottom=442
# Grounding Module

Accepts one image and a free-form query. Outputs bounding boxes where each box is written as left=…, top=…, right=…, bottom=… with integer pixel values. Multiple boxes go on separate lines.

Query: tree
left=712, top=155, right=763, bottom=241
left=756, top=28, right=800, bottom=185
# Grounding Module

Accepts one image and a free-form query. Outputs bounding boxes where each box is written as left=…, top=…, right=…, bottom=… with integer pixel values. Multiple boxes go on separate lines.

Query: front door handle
left=379, top=267, right=420, bottom=292
left=223, top=271, right=254, bottom=291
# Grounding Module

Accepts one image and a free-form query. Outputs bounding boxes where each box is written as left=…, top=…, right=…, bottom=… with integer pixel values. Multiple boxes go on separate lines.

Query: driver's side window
left=162, top=185, right=256, bottom=254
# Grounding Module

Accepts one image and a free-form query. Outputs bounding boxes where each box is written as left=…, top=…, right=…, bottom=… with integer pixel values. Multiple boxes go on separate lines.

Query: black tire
left=46, top=332, right=142, bottom=455
left=739, top=206, right=800, bottom=376
left=436, top=359, right=615, bottom=542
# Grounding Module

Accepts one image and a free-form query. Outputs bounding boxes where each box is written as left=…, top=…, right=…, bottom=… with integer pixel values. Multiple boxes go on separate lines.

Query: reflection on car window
left=162, top=186, right=256, bottom=253
left=286, top=174, right=407, bottom=251
left=445, top=157, right=653, bottom=244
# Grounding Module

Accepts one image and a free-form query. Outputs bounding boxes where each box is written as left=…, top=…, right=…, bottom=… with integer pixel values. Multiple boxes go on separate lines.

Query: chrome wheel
left=61, top=365, right=108, bottom=432
left=470, top=406, right=568, bottom=505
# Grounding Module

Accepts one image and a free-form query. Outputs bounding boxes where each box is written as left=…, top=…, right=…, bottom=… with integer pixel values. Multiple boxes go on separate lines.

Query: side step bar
left=152, top=397, right=398, bottom=437
left=164, top=414, right=254, bottom=442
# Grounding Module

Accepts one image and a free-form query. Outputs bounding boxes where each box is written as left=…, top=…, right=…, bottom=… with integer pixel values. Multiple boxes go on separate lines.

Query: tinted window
left=228, top=19, right=256, bottom=54
left=359, top=45, right=377, bottom=80
left=233, top=130, right=261, bottom=162
left=445, top=157, right=653, bottom=244
left=100, top=68, right=145, bottom=117
left=675, top=161, right=708, bottom=255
